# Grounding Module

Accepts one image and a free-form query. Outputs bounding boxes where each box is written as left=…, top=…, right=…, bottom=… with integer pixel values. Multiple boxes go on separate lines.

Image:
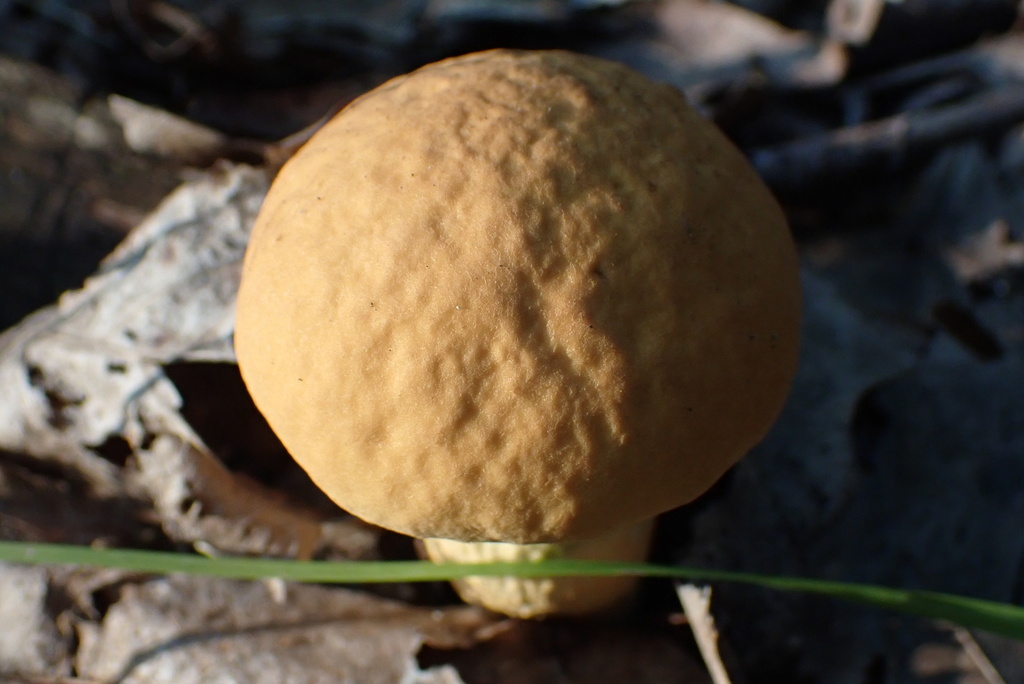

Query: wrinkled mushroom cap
left=235, top=49, right=801, bottom=544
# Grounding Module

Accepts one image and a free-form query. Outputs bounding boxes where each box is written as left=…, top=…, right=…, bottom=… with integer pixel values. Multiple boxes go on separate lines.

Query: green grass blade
left=1, top=541, right=1022, bottom=640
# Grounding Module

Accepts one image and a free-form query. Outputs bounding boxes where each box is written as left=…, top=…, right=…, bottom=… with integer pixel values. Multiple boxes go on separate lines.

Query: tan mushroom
left=234, top=49, right=801, bottom=617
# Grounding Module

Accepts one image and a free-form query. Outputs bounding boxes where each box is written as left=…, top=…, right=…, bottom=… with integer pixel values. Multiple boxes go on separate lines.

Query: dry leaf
left=0, top=164, right=343, bottom=557
left=0, top=565, right=71, bottom=677
left=131, top=435, right=332, bottom=558
left=655, top=0, right=847, bottom=88
left=0, top=164, right=266, bottom=492
left=946, top=220, right=1024, bottom=282
left=109, top=95, right=231, bottom=166
left=0, top=158, right=378, bottom=559
left=74, top=575, right=497, bottom=684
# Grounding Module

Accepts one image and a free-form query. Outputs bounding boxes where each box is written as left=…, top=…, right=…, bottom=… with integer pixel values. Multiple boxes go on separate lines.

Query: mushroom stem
left=421, top=519, right=655, bottom=618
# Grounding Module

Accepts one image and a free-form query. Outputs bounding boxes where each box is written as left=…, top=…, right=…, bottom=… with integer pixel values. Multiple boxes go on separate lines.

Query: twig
left=951, top=626, right=1008, bottom=684
left=111, top=0, right=214, bottom=60
left=676, top=583, right=734, bottom=684
left=750, top=85, right=1024, bottom=192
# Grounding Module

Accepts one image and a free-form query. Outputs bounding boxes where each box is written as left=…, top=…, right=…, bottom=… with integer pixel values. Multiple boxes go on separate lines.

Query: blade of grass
left=1, top=541, right=1022, bottom=640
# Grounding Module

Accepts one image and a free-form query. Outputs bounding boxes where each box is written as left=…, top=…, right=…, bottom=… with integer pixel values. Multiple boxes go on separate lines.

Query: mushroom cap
left=235, top=49, right=801, bottom=544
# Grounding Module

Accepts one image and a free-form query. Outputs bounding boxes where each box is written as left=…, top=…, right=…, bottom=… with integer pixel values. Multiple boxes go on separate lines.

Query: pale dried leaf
left=109, top=95, right=230, bottom=165
left=655, top=0, right=846, bottom=88
left=658, top=0, right=809, bottom=63
left=946, top=220, right=1024, bottom=282
left=0, top=160, right=375, bottom=558
left=129, top=435, right=330, bottom=559
left=74, top=575, right=496, bottom=684
left=0, top=564, right=70, bottom=677
left=978, top=33, right=1024, bottom=82
left=0, top=164, right=267, bottom=495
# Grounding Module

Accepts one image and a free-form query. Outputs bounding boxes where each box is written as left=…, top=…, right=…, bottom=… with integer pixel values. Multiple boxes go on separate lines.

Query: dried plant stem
left=677, top=583, right=733, bottom=684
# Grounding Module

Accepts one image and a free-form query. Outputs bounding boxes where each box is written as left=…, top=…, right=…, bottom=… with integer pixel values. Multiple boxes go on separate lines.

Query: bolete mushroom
left=234, top=49, right=801, bottom=617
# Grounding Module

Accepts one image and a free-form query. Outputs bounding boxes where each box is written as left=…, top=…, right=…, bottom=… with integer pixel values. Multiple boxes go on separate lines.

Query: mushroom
left=234, top=49, right=801, bottom=617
